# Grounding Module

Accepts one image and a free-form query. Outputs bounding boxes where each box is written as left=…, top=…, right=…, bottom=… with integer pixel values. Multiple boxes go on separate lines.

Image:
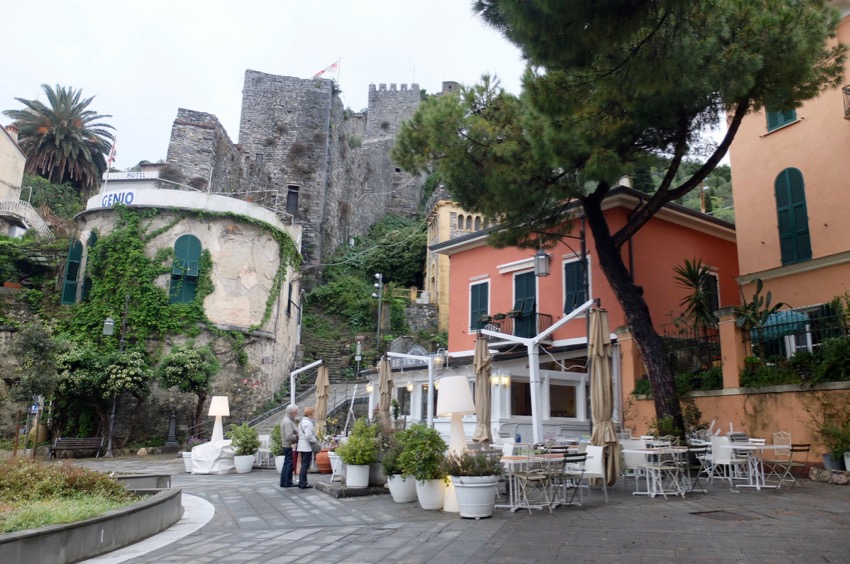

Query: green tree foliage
left=158, top=343, right=221, bottom=428
left=3, top=84, right=114, bottom=192
left=8, top=321, right=62, bottom=402
left=394, top=0, right=844, bottom=431
left=21, top=174, right=83, bottom=219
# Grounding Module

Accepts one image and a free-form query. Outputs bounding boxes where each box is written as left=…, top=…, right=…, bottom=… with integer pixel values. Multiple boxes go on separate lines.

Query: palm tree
left=3, top=84, right=115, bottom=193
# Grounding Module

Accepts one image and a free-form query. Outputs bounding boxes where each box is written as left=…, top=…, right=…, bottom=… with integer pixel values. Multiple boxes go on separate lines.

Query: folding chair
left=773, top=444, right=811, bottom=488
left=558, top=452, right=588, bottom=506
left=514, top=451, right=554, bottom=513
left=686, top=445, right=709, bottom=493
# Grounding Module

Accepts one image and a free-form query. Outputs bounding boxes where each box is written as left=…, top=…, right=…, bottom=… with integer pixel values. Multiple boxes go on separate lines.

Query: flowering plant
left=183, top=436, right=204, bottom=452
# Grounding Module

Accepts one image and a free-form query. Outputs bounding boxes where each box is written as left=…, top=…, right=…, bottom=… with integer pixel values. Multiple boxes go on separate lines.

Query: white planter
left=274, top=455, right=285, bottom=473
left=234, top=454, right=255, bottom=474
left=387, top=474, right=417, bottom=503
left=415, top=478, right=446, bottom=510
left=450, top=476, right=500, bottom=519
left=181, top=452, right=192, bottom=473
left=844, top=452, right=850, bottom=472
left=346, top=464, right=370, bottom=488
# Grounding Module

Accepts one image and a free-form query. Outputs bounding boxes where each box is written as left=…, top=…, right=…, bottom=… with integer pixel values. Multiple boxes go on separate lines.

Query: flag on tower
left=106, top=138, right=117, bottom=168
left=313, top=59, right=340, bottom=80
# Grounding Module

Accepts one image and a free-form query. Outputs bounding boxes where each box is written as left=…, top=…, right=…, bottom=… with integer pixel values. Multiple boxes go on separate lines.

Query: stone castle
left=162, top=70, right=454, bottom=276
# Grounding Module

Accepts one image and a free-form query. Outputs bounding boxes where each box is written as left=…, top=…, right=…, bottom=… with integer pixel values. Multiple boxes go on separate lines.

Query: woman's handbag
left=310, top=442, right=322, bottom=454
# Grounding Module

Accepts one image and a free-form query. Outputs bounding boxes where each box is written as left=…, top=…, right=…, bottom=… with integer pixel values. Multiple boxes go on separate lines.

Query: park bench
left=47, top=436, right=105, bottom=459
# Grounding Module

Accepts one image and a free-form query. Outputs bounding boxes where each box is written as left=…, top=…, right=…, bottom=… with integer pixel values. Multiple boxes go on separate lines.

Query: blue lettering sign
left=100, top=191, right=135, bottom=208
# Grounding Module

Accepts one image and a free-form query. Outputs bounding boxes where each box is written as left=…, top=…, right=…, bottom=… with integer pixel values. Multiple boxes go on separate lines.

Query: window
left=286, top=283, right=293, bottom=317
left=766, top=108, right=797, bottom=131
left=774, top=168, right=811, bottom=265
left=286, top=185, right=299, bottom=217
left=466, top=216, right=472, bottom=230
left=469, top=281, right=489, bottom=330
left=82, top=230, right=98, bottom=302
left=702, top=271, right=720, bottom=316
left=564, top=258, right=588, bottom=313
left=61, top=240, right=83, bottom=305
left=170, top=234, right=202, bottom=304
left=514, top=271, right=536, bottom=338
left=550, top=382, right=577, bottom=418
left=397, top=387, right=412, bottom=416
left=421, top=384, right=438, bottom=419
left=510, top=381, right=532, bottom=416
left=255, top=153, right=264, bottom=164
left=457, top=214, right=464, bottom=230
left=474, top=216, right=481, bottom=231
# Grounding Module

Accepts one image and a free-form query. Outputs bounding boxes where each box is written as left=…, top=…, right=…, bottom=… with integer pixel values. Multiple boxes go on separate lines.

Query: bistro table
left=498, top=452, right=571, bottom=512
left=720, top=442, right=791, bottom=490
left=621, top=446, right=689, bottom=499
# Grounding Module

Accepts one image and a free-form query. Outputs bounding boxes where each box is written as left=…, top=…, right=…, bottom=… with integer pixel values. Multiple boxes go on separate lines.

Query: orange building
left=428, top=186, right=738, bottom=441
left=729, top=5, right=850, bottom=309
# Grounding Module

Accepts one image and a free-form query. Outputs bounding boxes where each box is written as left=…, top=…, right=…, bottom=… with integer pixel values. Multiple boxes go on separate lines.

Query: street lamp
left=372, top=273, right=383, bottom=345
left=533, top=248, right=550, bottom=277
left=102, top=293, right=129, bottom=458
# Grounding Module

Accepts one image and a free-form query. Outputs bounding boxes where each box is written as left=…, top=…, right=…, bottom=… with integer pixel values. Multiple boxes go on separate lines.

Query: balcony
left=477, top=311, right=554, bottom=341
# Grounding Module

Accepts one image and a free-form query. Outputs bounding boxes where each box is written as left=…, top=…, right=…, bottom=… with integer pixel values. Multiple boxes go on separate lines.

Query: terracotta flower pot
left=316, top=448, right=332, bottom=473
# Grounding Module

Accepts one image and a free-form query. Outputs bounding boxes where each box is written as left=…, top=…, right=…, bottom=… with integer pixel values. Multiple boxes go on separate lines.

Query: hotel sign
left=101, top=191, right=136, bottom=207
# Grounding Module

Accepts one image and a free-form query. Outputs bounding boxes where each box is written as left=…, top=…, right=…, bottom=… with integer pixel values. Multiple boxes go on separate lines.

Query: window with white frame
left=469, top=280, right=489, bottom=330
left=563, top=255, right=590, bottom=313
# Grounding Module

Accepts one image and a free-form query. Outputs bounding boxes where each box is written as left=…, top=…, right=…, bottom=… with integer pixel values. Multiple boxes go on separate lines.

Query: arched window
left=457, top=214, right=464, bottom=230
left=774, top=168, right=811, bottom=265
left=61, top=240, right=84, bottom=305
left=474, top=216, right=482, bottom=231
left=466, top=216, right=472, bottom=230
left=170, top=235, right=202, bottom=304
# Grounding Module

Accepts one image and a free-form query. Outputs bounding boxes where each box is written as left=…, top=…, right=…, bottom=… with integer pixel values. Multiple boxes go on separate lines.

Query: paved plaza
left=73, top=454, right=850, bottom=563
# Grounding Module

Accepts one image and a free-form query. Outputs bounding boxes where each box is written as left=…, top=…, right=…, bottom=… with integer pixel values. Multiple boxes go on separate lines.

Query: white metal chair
left=255, top=434, right=272, bottom=468
left=710, top=436, right=748, bottom=488
left=580, top=445, right=609, bottom=503
left=764, top=431, right=791, bottom=482
left=620, top=439, right=649, bottom=494
left=514, top=450, right=554, bottom=513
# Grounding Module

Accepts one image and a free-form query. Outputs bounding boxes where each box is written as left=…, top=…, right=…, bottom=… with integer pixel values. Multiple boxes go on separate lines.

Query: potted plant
left=492, top=312, right=507, bottom=321
left=270, top=424, right=285, bottom=473
left=181, top=436, right=203, bottom=473
left=335, top=420, right=379, bottom=488
left=441, top=451, right=503, bottom=519
left=806, top=392, right=850, bottom=470
left=506, top=309, right=522, bottom=319
left=397, top=423, right=448, bottom=510
left=382, top=431, right=416, bottom=503
left=229, top=423, right=260, bottom=474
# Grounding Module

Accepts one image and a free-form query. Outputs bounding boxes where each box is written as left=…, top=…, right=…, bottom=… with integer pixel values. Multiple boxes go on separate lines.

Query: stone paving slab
left=71, top=454, right=850, bottom=563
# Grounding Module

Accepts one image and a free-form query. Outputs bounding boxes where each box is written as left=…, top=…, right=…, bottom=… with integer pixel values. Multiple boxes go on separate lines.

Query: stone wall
left=165, top=109, right=242, bottom=192
left=366, top=83, right=422, bottom=139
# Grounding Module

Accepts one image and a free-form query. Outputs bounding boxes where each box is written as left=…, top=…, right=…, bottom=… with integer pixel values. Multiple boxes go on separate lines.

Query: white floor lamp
left=437, top=376, right=476, bottom=513
left=209, top=396, right=230, bottom=442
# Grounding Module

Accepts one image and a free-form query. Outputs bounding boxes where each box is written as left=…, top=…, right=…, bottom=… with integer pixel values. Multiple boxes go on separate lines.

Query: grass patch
left=0, top=457, right=137, bottom=533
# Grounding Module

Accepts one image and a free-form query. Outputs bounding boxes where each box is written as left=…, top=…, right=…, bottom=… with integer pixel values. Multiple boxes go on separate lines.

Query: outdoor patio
left=71, top=453, right=850, bottom=563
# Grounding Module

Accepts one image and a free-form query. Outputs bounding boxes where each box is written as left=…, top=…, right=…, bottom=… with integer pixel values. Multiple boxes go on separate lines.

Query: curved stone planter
left=0, top=487, right=183, bottom=564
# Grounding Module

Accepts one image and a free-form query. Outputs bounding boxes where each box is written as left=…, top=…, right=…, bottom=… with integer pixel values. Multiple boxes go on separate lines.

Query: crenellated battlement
left=368, top=83, right=420, bottom=93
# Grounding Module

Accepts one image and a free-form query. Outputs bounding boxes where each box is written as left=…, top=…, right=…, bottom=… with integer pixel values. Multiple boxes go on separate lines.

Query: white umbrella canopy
left=472, top=338, right=493, bottom=444
left=589, top=308, right=620, bottom=486
left=378, top=357, right=393, bottom=428
left=314, top=365, right=330, bottom=431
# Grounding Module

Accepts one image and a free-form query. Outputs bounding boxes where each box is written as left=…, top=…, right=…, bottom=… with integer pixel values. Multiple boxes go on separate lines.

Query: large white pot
left=387, top=474, right=417, bottom=503
left=182, top=452, right=193, bottom=473
left=416, top=478, right=446, bottom=510
left=274, top=455, right=285, bottom=473
left=844, top=452, right=850, bottom=472
left=234, top=454, right=255, bottom=474
left=346, top=464, right=370, bottom=488
left=450, top=476, right=500, bottom=519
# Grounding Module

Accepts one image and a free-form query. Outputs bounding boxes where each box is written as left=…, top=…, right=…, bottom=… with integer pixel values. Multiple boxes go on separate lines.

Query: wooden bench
left=48, top=437, right=105, bottom=459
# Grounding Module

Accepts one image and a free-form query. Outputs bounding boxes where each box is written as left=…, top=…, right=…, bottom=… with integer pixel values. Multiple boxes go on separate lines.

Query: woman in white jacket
left=296, top=406, right=319, bottom=489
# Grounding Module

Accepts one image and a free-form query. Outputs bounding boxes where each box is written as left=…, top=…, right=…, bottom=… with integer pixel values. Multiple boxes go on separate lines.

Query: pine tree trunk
left=583, top=197, right=684, bottom=432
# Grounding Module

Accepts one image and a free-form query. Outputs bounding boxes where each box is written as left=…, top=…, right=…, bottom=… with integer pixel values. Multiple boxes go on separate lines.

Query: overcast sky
left=1, top=1, right=526, bottom=170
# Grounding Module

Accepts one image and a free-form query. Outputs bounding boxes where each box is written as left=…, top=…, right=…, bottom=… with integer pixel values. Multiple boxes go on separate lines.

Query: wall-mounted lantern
left=843, top=86, right=850, bottom=120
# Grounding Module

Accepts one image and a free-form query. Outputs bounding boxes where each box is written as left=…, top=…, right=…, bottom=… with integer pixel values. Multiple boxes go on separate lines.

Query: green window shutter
left=469, top=282, right=489, bottom=329
left=701, top=274, right=720, bottom=315
left=61, top=241, right=83, bottom=305
left=766, top=108, right=797, bottom=132
left=564, top=260, right=588, bottom=313
left=775, top=168, right=811, bottom=265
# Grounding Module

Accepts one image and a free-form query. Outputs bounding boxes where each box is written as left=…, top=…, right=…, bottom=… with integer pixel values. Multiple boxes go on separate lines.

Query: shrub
left=396, top=423, right=447, bottom=481
left=228, top=423, right=260, bottom=456
left=440, top=451, right=503, bottom=477
left=336, top=420, right=379, bottom=465
left=270, top=424, right=284, bottom=457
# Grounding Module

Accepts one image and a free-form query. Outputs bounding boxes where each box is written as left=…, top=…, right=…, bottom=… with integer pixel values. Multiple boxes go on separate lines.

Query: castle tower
left=365, top=83, right=421, bottom=139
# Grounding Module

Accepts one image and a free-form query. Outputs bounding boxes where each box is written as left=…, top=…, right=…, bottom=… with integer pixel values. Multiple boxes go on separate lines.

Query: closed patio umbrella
left=589, top=308, right=620, bottom=486
left=472, top=338, right=492, bottom=444
left=378, top=356, right=393, bottom=428
left=314, top=365, right=330, bottom=432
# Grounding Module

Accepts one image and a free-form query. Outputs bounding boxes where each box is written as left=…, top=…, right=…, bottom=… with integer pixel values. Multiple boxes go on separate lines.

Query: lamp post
left=102, top=293, right=129, bottom=458
left=372, top=273, right=383, bottom=345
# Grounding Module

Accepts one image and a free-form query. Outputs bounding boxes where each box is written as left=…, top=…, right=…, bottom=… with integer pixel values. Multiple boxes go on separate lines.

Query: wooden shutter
left=775, top=168, right=811, bottom=265
left=170, top=235, right=202, bottom=303
left=564, top=260, right=587, bottom=313
left=61, top=241, right=83, bottom=305
left=470, top=282, right=489, bottom=328
left=766, top=108, right=797, bottom=131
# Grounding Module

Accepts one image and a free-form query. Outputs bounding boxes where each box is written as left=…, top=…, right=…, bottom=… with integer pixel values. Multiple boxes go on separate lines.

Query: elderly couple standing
left=279, top=404, right=319, bottom=489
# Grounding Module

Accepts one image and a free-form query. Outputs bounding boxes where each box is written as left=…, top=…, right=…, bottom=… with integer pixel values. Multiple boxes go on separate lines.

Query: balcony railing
left=477, top=312, right=554, bottom=340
